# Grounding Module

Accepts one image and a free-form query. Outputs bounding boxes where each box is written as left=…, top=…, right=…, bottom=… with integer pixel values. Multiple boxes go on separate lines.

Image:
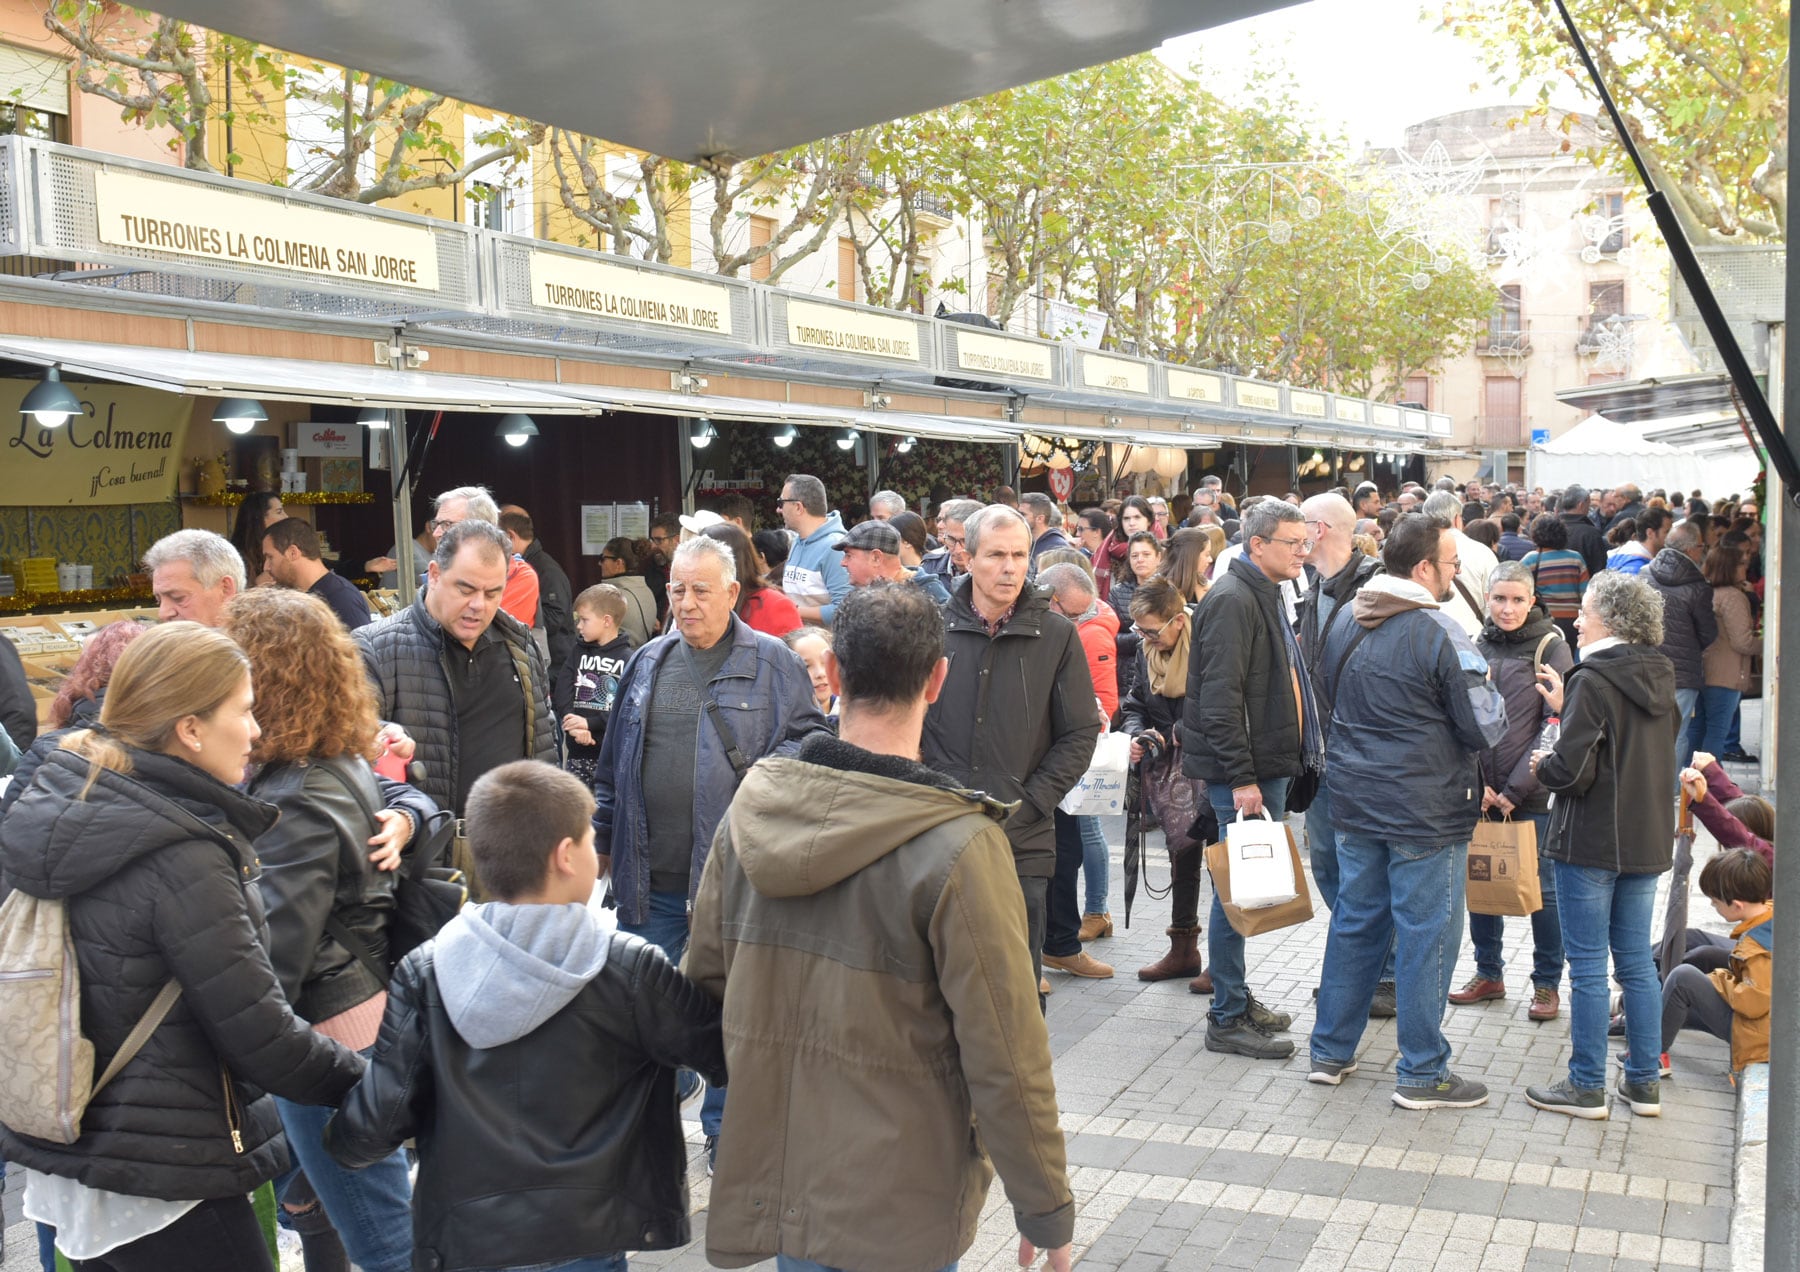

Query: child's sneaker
left=1616, top=1074, right=1662, bottom=1117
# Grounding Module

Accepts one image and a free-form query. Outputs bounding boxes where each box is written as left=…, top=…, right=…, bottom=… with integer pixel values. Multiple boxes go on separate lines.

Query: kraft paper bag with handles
left=1221, top=811, right=1298, bottom=907
left=1466, top=815, right=1543, bottom=917
left=1205, top=829, right=1315, bottom=938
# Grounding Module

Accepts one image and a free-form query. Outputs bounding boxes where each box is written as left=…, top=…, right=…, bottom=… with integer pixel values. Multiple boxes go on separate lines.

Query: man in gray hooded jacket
left=1307, top=513, right=1508, bottom=1112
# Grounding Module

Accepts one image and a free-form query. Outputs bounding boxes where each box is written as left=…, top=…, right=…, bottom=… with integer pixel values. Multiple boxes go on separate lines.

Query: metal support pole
left=1769, top=264, right=1799, bottom=1264
left=389, top=408, right=418, bottom=608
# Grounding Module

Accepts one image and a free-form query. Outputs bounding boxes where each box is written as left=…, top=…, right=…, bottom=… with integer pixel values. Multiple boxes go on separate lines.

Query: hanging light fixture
left=894, top=435, right=917, bottom=454
left=356, top=406, right=391, bottom=430
left=836, top=427, right=860, bottom=451
left=689, top=418, right=717, bottom=450
left=213, top=397, right=268, bottom=435
left=496, top=413, right=539, bottom=447
left=771, top=424, right=798, bottom=448
left=19, top=365, right=81, bottom=429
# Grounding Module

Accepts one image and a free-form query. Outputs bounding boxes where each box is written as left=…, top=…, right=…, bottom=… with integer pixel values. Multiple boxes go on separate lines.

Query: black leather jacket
left=1180, top=557, right=1304, bottom=789
left=0, top=748, right=363, bottom=1200
left=250, top=754, right=441, bottom=1022
left=325, top=935, right=726, bottom=1272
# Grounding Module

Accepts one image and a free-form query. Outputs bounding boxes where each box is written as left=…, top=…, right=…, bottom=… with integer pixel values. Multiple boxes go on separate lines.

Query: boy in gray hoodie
left=326, top=761, right=725, bottom=1272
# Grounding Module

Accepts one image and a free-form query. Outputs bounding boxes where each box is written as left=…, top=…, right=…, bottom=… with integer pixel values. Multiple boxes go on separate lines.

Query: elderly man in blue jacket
left=1307, top=512, right=1507, bottom=1112
left=593, top=534, right=828, bottom=1166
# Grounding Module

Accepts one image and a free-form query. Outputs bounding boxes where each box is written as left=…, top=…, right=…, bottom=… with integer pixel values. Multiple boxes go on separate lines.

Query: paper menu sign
left=580, top=503, right=652, bottom=554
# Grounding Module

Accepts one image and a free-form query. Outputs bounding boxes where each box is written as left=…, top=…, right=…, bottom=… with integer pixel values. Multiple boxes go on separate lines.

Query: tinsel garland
left=182, top=491, right=376, bottom=506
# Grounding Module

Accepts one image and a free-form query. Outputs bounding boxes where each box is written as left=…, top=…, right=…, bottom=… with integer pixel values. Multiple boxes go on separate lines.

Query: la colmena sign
left=93, top=171, right=440, bottom=291
left=4, top=382, right=190, bottom=505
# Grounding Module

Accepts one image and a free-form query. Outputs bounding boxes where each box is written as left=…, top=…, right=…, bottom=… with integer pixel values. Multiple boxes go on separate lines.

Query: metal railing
left=1477, top=318, right=1531, bottom=354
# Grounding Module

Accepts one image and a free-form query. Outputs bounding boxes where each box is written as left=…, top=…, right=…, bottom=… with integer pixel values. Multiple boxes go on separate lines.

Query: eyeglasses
left=1436, top=557, right=1462, bottom=572
left=649, top=532, right=675, bottom=544
left=427, top=518, right=458, bottom=533
left=1266, top=537, right=1313, bottom=553
left=940, top=533, right=966, bottom=548
left=776, top=497, right=804, bottom=507
left=1136, top=618, right=1176, bottom=640
left=666, top=582, right=721, bottom=600
left=600, top=554, right=622, bottom=564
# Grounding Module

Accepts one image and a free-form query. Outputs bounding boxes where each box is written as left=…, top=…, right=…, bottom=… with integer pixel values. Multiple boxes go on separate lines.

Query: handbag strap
left=678, top=638, right=751, bottom=782
left=1531, top=630, right=1557, bottom=674
left=1452, top=572, right=1482, bottom=617
left=92, top=980, right=182, bottom=1097
left=1322, top=611, right=1374, bottom=717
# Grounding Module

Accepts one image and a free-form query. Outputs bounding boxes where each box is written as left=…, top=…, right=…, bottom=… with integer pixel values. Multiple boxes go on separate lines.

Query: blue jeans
left=507, top=1257, right=628, bottom=1272
left=620, top=889, right=724, bottom=1137
left=1692, top=686, right=1742, bottom=761
left=1305, top=780, right=1395, bottom=984
left=1674, top=686, right=1700, bottom=767
left=1555, top=863, right=1661, bottom=1089
left=275, top=1046, right=413, bottom=1272
left=1205, top=777, right=1292, bottom=1020
left=1080, top=815, right=1110, bottom=915
left=1310, top=835, right=1466, bottom=1085
left=1469, top=812, right=1564, bottom=987
left=777, top=1260, right=954, bottom=1272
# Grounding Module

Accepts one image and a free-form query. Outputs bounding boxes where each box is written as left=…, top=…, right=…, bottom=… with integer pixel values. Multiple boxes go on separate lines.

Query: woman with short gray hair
left=1525, top=568, right=1679, bottom=1121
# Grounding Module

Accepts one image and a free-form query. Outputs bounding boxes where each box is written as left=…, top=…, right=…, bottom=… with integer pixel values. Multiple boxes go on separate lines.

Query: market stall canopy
left=1531, top=413, right=1759, bottom=497
left=146, top=0, right=1295, bottom=163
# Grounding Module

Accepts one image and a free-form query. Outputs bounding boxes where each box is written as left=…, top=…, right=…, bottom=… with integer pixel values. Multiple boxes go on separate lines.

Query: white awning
left=543, top=381, right=1017, bottom=442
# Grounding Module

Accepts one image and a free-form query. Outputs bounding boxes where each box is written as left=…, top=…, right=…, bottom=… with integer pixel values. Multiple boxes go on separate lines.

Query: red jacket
left=1075, top=602, right=1120, bottom=720
left=741, top=585, right=803, bottom=638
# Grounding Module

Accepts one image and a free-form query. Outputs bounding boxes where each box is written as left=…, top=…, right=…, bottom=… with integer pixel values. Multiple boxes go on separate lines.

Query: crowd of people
left=0, top=463, right=1774, bottom=1272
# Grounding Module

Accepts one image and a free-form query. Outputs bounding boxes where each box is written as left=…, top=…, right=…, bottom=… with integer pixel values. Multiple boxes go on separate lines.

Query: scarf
left=1145, top=613, right=1192, bottom=697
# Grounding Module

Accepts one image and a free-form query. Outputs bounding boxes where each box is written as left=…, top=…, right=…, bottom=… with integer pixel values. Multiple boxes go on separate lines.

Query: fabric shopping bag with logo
left=1204, top=811, right=1314, bottom=937
left=1465, top=816, right=1542, bottom=916
left=1057, top=731, right=1131, bottom=818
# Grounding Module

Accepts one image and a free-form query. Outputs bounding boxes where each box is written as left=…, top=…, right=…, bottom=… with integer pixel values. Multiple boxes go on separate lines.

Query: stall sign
left=291, top=422, right=360, bottom=456
left=526, top=252, right=734, bottom=336
left=1166, top=368, right=1224, bottom=404
left=1080, top=353, right=1150, bottom=395
left=4, top=383, right=190, bottom=505
left=955, top=330, right=1056, bottom=382
left=786, top=300, right=920, bottom=362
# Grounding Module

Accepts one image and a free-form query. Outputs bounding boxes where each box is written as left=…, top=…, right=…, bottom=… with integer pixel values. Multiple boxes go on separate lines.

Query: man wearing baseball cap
left=836, top=519, right=951, bottom=605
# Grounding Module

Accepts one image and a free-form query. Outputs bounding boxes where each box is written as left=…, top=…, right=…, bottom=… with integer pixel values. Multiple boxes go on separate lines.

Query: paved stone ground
left=2, top=767, right=1756, bottom=1272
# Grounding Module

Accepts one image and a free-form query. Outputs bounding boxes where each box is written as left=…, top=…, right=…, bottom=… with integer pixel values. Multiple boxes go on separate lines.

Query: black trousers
left=72, top=1194, right=275, bottom=1272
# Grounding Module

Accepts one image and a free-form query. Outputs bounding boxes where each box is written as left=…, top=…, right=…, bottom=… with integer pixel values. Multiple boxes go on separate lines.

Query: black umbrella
left=1122, top=763, right=1144, bottom=927
left=1657, top=790, right=1697, bottom=979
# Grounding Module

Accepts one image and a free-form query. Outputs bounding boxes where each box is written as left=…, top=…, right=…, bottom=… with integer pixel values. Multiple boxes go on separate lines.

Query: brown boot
left=1189, top=967, right=1214, bottom=995
left=1138, top=927, right=1202, bottom=982
left=1079, top=912, right=1114, bottom=941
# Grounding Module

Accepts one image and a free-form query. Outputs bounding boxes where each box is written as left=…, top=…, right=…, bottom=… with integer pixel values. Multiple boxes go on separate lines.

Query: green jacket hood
left=727, top=755, right=1011, bottom=897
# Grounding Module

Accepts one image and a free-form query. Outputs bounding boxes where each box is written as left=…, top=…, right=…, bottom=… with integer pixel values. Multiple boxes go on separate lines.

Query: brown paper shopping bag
left=1205, top=827, right=1315, bottom=937
left=1466, top=817, right=1542, bottom=917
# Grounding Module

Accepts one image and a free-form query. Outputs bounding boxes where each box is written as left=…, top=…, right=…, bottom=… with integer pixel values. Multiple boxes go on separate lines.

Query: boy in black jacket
left=324, top=761, right=726, bottom=1272
left=554, top=585, right=634, bottom=785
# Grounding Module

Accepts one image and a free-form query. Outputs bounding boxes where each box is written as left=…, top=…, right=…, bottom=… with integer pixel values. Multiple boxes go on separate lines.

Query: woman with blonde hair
left=0, top=622, right=363, bottom=1272
left=224, top=588, right=438, bottom=1272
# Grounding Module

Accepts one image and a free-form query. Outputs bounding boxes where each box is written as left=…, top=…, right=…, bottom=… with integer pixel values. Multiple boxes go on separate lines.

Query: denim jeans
left=275, top=1045, right=414, bottom=1272
left=1468, top=812, right=1563, bottom=987
left=1555, top=863, right=1661, bottom=1089
left=1674, top=686, right=1700, bottom=767
left=777, top=1260, right=954, bottom=1272
left=1080, top=815, right=1110, bottom=915
left=1305, top=779, right=1395, bottom=984
left=508, top=1256, right=628, bottom=1272
left=1692, top=686, right=1742, bottom=761
left=621, top=889, right=725, bottom=1137
left=1046, top=810, right=1085, bottom=958
left=1205, top=777, right=1292, bottom=1020
left=1310, top=835, right=1466, bottom=1085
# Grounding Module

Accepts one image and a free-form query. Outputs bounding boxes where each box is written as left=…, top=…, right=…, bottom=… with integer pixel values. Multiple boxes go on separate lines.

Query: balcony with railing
left=1476, top=317, right=1531, bottom=356
left=1475, top=415, right=1528, bottom=447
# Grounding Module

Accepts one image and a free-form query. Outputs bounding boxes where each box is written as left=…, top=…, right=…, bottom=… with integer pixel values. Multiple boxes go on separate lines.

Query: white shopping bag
left=1057, top=732, right=1132, bottom=817
left=1225, top=812, right=1298, bottom=908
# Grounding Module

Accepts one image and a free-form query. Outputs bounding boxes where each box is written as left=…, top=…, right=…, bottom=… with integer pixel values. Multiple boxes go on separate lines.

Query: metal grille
left=488, top=233, right=758, bottom=359
left=0, top=138, right=21, bottom=254
left=30, top=142, right=481, bottom=313
left=1669, top=245, right=1785, bottom=374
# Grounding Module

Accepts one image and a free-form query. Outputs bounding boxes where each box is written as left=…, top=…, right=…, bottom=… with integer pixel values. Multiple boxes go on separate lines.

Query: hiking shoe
left=1448, top=976, right=1506, bottom=1005
left=1244, top=992, right=1292, bottom=1033
left=704, top=1134, right=718, bottom=1175
left=1617, top=1050, right=1674, bottom=1079
left=1369, top=982, right=1397, bottom=1018
left=1205, top=1014, right=1295, bottom=1060
left=1393, top=1072, right=1489, bottom=1110
left=1078, top=912, right=1114, bottom=941
left=1524, top=1078, right=1608, bottom=1120
left=1528, top=986, right=1561, bottom=1022
left=1607, top=1011, right=1627, bottom=1037
left=1043, top=951, right=1114, bottom=979
left=1308, top=1057, right=1359, bottom=1086
left=1616, top=1074, right=1662, bottom=1117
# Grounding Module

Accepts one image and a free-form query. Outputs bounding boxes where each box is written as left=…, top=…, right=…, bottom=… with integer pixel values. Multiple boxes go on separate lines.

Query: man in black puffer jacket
left=1642, top=522, right=1717, bottom=761
left=357, top=519, right=557, bottom=824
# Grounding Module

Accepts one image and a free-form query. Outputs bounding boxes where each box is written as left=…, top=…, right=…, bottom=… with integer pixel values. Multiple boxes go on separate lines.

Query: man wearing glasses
left=776, top=473, right=851, bottom=626
left=1179, top=499, right=1317, bottom=1060
left=427, top=485, right=540, bottom=629
left=644, top=512, right=682, bottom=627
left=921, top=497, right=980, bottom=585
left=1307, top=513, right=1506, bottom=1110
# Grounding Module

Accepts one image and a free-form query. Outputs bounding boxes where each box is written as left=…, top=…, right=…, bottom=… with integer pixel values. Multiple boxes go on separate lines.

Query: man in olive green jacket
left=686, top=583, right=1074, bottom=1272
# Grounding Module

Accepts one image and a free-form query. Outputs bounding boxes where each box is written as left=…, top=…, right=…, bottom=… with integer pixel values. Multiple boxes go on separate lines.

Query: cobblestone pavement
left=3, top=790, right=1750, bottom=1272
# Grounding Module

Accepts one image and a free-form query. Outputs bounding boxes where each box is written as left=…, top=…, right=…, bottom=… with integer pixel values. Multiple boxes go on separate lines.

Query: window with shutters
left=0, top=45, right=70, bottom=142
left=837, top=237, right=857, bottom=301
left=1401, top=376, right=1430, bottom=409
left=747, top=215, right=774, bottom=280
left=1480, top=376, right=1524, bottom=446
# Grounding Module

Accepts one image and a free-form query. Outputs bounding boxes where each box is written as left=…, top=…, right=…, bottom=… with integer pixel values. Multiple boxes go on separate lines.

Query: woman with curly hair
left=0, top=621, right=146, bottom=819
left=222, top=589, right=439, bottom=1272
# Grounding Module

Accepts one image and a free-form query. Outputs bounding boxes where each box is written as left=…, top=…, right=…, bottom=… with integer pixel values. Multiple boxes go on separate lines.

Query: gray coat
left=1643, top=548, right=1718, bottom=690
left=356, top=596, right=558, bottom=815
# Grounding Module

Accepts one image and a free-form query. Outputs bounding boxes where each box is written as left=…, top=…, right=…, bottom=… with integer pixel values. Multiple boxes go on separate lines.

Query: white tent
left=1529, top=415, right=1760, bottom=497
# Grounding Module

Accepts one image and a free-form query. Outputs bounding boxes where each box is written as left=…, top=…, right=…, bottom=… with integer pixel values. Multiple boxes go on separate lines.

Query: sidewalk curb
left=1733, top=1062, right=1768, bottom=1272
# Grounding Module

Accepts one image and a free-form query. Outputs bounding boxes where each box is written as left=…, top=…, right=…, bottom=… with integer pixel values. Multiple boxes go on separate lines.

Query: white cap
left=678, top=509, right=725, bottom=535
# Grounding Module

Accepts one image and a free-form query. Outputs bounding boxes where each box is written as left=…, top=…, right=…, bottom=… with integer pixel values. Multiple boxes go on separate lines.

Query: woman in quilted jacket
left=0, top=622, right=363, bottom=1272
left=225, top=588, right=439, bottom=1272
